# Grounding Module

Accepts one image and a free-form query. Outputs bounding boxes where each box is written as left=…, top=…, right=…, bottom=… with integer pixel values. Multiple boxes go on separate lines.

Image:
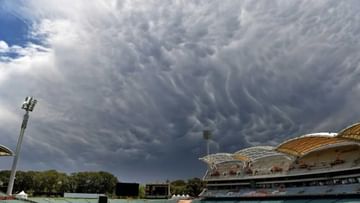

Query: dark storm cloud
left=1, top=0, right=360, bottom=182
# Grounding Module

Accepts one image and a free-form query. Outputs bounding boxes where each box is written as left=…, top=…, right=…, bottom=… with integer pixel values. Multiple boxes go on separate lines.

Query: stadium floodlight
left=203, top=130, right=212, bottom=140
left=7, top=97, right=37, bottom=196
left=203, top=130, right=212, bottom=156
left=21, top=96, right=37, bottom=112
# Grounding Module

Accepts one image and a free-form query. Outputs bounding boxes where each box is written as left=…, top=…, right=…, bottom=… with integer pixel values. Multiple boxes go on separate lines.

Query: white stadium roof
left=200, top=122, right=360, bottom=168
left=200, top=153, right=238, bottom=166
left=234, top=146, right=293, bottom=161
left=0, top=144, right=13, bottom=156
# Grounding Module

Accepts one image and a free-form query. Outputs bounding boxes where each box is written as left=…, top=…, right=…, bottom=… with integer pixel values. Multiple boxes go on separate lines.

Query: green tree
left=30, top=170, right=69, bottom=194
left=13, top=171, right=35, bottom=193
left=69, top=171, right=117, bottom=194
left=185, top=178, right=204, bottom=197
left=97, top=171, right=118, bottom=194
left=170, top=180, right=187, bottom=195
left=0, top=170, right=10, bottom=193
left=138, top=184, right=145, bottom=198
left=0, top=169, right=118, bottom=196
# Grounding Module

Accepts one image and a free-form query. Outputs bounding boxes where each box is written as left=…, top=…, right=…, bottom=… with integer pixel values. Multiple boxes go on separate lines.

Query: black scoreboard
left=145, top=184, right=170, bottom=199
left=115, top=182, right=139, bottom=197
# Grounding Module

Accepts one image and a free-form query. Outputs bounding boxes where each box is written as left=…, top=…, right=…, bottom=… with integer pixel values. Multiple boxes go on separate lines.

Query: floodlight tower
left=7, top=97, right=37, bottom=196
left=203, top=130, right=212, bottom=156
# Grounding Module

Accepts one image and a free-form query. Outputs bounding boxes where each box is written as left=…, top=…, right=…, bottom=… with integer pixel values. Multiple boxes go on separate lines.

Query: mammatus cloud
left=0, top=0, right=360, bottom=182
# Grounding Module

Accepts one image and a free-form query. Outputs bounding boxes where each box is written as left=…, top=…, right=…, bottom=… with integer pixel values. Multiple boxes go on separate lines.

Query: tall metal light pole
left=7, top=97, right=37, bottom=196
left=203, top=130, right=212, bottom=156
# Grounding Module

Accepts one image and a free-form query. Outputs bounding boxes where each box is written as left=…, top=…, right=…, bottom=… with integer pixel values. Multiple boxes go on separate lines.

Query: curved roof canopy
left=200, top=153, right=238, bottom=166
left=234, top=146, right=292, bottom=162
left=199, top=123, right=360, bottom=167
left=0, top=145, right=13, bottom=156
left=276, top=133, right=350, bottom=156
left=338, top=123, right=360, bottom=141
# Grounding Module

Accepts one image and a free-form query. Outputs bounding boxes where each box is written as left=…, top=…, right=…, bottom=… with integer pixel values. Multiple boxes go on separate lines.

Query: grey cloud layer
left=1, top=0, right=360, bottom=182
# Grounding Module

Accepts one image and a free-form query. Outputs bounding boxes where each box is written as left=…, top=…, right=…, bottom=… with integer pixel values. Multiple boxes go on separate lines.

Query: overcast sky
left=1, top=0, right=360, bottom=183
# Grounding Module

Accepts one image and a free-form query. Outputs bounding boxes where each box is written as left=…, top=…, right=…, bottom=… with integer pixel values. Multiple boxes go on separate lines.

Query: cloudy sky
left=1, top=0, right=360, bottom=183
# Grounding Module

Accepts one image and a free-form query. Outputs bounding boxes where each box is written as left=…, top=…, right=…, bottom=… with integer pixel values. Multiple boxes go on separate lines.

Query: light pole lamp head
left=203, top=130, right=212, bottom=140
left=21, top=96, right=37, bottom=112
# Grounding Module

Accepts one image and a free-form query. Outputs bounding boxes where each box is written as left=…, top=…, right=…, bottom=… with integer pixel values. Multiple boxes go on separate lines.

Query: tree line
left=169, top=178, right=204, bottom=197
left=0, top=170, right=205, bottom=197
left=0, top=170, right=117, bottom=196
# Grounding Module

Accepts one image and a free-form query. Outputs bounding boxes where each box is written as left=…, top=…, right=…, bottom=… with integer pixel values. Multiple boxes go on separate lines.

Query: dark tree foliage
left=0, top=170, right=204, bottom=197
left=0, top=170, right=10, bottom=192
left=69, top=171, right=117, bottom=194
left=170, top=179, right=187, bottom=195
left=170, top=178, right=205, bottom=197
left=0, top=170, right=118, bottom=196
left=185, top=177, right=204, bottom=197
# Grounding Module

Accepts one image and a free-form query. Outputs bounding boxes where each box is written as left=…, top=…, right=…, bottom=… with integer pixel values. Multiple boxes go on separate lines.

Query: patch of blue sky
left=0, top=51, right=21, bottom=62
left=0, top=1, right=45, bottom=61
left=0, top=6, right=32, bottom=45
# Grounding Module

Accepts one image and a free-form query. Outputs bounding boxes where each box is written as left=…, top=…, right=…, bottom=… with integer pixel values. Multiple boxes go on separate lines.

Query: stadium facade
left=199, top=123, right=360, bottom=199
left=0, top=145, right=13, bottom=199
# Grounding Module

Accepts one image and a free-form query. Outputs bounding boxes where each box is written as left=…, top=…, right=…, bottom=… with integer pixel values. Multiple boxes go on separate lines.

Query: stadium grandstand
left=200, top=122, right=360, bottom=199
left=201, top=123, right=360, bottom=179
